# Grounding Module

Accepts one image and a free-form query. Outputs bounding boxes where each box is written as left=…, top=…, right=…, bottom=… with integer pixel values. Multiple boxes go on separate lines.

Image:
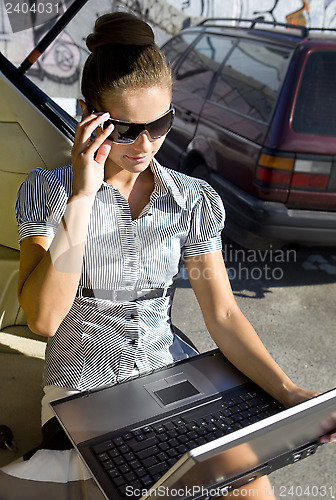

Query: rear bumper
left=212, top=173, right=336, bottom=249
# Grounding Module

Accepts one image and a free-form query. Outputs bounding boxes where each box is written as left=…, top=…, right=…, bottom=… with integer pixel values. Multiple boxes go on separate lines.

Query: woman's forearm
left=206, top=310, right=297, bottom=407
left=19, top=194, right=94, bottom=336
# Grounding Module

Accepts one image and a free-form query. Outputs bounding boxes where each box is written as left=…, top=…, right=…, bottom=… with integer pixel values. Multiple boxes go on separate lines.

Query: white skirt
left=1, top=369, right=140, bottom=499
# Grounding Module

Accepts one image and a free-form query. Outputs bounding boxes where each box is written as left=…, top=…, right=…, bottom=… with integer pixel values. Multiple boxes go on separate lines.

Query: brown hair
left=81, top=12, right=172, bottom=110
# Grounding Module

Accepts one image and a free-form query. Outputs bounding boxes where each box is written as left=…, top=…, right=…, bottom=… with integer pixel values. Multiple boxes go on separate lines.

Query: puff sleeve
left=16, top=167, right=69, bottom=243
left=182, top=180, right=225, bottom=257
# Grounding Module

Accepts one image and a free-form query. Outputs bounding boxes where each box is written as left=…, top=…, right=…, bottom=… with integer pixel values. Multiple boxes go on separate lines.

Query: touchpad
left=144, top=372, right=204, bottom=409
left=154, top=380, right=200, bottom=405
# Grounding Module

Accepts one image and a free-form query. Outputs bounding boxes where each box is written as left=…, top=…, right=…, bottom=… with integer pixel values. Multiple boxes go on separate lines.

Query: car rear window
left=292, top=50, right=336, bottom=136
left=210, top=40, right=290, bottom=123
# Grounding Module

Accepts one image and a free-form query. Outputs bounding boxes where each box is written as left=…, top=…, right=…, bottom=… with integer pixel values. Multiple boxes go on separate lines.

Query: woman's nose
left=133, top=131, right=153, bottom=150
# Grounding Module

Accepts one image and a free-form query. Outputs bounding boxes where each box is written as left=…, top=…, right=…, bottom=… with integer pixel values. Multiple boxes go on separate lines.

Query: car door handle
left=181, top=111, right=196, bottom=123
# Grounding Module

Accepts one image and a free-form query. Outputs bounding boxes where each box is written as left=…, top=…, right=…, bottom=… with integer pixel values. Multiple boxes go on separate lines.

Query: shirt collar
left=99, top=159, right=187, bottom=210
left=150, top=159, right=187, bottom=210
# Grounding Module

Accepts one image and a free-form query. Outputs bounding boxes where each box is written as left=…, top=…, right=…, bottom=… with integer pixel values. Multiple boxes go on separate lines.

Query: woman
left=15, top=12, right=332, bottom=499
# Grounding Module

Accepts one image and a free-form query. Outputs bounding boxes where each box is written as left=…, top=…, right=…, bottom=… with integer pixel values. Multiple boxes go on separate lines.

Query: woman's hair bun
left=86, top=12, right=155, bottom=52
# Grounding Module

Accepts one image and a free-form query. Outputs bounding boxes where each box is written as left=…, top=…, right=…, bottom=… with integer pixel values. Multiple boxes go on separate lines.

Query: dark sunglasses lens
left=102, top=108, right=174, bottom=144
left=147, top=110, right=174, bottom=139
left=103, top=121, right=135, bottom=143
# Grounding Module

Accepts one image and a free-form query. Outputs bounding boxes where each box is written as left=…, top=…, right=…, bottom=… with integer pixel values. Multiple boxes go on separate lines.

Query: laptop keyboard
left=90, top=388, right=283, bottom=497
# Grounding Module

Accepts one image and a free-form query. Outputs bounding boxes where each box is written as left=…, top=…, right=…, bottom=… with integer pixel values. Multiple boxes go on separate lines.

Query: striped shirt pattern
left=16, top=159, right=225, bottom=391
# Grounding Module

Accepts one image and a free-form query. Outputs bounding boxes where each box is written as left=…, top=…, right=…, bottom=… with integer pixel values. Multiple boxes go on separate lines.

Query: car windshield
left=292, top=50, right=336, bottom=136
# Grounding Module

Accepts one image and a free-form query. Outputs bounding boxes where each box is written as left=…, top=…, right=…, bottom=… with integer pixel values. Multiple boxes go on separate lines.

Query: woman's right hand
left=71, top=103, right=114, bottom=197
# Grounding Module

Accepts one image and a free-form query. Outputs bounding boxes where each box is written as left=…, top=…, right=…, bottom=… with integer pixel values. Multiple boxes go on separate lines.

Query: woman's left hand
left=285, top=386, right=336, bottom=444
left=284, top=385, right=319, bottom=408
left=319, top=413, right=336, bottom=444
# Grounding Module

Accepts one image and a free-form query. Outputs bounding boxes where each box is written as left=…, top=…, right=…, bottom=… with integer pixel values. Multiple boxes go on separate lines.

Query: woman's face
left=101, top=86, right=172, bottom=175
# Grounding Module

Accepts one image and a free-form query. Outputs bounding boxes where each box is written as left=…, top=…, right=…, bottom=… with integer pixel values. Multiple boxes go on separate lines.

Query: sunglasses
left=101, top=107, right=175, bottom=144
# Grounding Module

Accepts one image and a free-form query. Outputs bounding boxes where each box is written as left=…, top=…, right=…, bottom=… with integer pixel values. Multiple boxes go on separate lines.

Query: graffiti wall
left=167, top=0, right=336, bottom=28
left=0, top=0, right=336, bottom=99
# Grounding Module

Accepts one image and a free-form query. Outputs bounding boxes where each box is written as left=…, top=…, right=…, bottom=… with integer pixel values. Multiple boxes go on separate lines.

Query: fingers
left=319, top=412, right=336, bottom=443
left=73, top=110, right=111, bottom=154
left=320, top=432, right=336, bottom=444
left=94, top=140, right=113, bottom=166
left=87, top=125, right=113, bottom=166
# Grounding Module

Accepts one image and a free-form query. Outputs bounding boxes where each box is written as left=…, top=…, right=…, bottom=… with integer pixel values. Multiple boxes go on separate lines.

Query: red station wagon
left=157, top=19, right=336, bottom=249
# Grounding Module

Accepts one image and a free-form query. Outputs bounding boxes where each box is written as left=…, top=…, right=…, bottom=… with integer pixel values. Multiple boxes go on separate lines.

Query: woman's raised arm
left=17, top=107, right=113, bottom=337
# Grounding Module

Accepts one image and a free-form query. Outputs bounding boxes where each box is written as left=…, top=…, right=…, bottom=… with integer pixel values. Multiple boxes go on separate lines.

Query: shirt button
left=130, top=314, right=135, bottom=320
left=130, top=339, right=136, bottom=346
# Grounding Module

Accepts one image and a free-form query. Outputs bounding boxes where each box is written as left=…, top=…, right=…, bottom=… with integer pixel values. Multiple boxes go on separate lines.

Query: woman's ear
left=79, top=99, right=89, bottom=116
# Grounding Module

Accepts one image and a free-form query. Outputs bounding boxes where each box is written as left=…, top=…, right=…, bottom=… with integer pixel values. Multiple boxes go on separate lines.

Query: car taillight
left=256, top=150, right=332, bottom=190
left=291, top=159, right=331, bottom=189
left=256, top=153, right=293, bottom=186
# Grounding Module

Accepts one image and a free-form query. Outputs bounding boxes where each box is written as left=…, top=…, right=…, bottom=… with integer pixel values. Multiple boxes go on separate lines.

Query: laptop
left=50, top=349, right=336, bottom=500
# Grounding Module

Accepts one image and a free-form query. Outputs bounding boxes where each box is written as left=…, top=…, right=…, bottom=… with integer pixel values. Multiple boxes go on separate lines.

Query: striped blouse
left=16, top=159, right=225, bottom=391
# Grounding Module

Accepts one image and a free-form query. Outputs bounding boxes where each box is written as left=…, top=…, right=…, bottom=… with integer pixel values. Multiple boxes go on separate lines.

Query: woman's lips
left=125, top=155, right=149, bottom=163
